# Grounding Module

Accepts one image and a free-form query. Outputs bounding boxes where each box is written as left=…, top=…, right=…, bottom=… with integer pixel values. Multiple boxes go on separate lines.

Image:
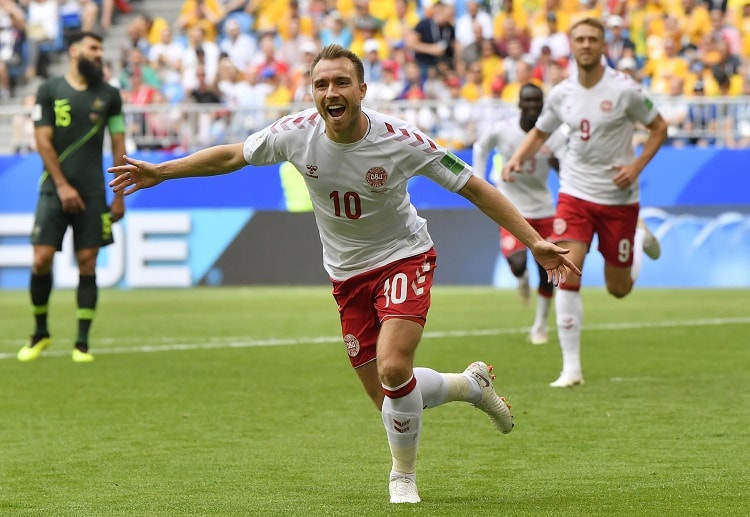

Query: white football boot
left=389, top=474, right=421, bottom=504
left=529, top=325, right=549, bottom=345
left=549, top=372, right=585, bottom=388
left=638, top=218, right=661, bottom=260
left=464, top=361, right=514, bottom=434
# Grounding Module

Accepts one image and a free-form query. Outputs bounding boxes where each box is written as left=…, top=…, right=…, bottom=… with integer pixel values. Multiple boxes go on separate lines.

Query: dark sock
left=30, top=272, right=52, bottom=338
left=76, top=274, right=98, bottom=346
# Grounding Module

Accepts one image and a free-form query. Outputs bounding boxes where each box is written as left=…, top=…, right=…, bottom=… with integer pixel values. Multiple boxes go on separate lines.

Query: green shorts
left=31, top=192, right=114, bottom=251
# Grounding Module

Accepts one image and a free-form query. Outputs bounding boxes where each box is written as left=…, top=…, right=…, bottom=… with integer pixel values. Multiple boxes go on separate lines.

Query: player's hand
left=57, top=184, right=86, bottom=213
left=529, top=241, right=582, bottom=286
left=612, top=164, right=640, bottom=189
left=110, top=196, right=125, bottom=222
left=502, top=158, right=521, bottom=182
left=108, top=155, right=162, bottom=196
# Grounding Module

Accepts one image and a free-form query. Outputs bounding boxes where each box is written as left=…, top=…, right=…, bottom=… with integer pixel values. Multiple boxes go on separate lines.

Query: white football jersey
left=536, top=67, right=659, bottom=205
left=472, top=115, right=566, bottom=219
left=243, top=107, right=473, bottom=280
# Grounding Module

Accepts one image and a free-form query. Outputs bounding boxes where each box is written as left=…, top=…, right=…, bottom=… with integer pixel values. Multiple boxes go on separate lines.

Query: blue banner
left=1, top=148, right=749, bottom=288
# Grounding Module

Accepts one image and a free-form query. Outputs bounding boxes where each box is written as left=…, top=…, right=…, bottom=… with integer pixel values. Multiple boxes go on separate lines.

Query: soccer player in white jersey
left=109, top=44, right=580, bottom=504
left=503, top=18, right=667, bottom=388
left=473, top=83, right=566, bottom=345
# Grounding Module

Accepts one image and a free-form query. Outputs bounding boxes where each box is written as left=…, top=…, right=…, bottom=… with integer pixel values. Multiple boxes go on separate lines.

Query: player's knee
left=76, top=250, right=99, bottom=274
left=378, top=360, right=412, bottom=390
left=507, top=252, right=527, bottom=278
left=606, top=280, right=633, bottom=299
left=32, top=252, right=54, bottom=274
left=32, top=260, right=52, bottom=274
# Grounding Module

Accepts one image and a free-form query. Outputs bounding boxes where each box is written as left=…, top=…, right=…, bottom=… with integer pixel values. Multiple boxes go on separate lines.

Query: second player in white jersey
left=503, top=18, right=667, bottom=389
left=473, top=115, right=566, bottom=219
left=473, top=83, right=567, bottom=345
left=536, top=66, right=660, bottom=205
left=243, top=106, right=471, bottom=281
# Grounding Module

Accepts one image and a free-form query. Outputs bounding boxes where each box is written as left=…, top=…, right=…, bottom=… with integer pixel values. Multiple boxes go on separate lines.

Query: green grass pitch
left=1, top=287, right=749, bottom=516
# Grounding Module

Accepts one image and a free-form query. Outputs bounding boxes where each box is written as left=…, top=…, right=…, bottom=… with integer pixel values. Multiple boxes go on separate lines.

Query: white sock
left=631, top=225, right=645, bottom=282
left=413, top=367, right=481, bottom=408
left=555, top=289, right=583, bottom=376
left=382, top=376, right=423, bottom=475
left=532, top=294, right=552, bottom=330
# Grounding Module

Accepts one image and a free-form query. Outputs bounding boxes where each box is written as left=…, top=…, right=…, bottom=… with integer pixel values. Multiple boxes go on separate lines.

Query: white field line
left=1, top=316, right=749, bottom=361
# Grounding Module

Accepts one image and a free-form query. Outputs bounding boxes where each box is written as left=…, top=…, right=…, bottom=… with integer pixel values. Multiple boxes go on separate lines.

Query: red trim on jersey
left=381, top=315, right=425, bottom=325
left=383, top=376, right=417, bottom=399
left=270, top=112, right=320, bottom=133
left=378, top=122, right=439, bottom=153
left=381, top=122, right=396, bottom=136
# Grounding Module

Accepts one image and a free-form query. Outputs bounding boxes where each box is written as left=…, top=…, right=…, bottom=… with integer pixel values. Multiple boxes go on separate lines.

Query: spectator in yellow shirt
left=176, top=0, right=224, bottom=42
left=740, top=1, right=750, bottom=58
left=382, top=0, right=420, bottom=49
left=629, top=0, right=666, bottom=60
left=478, top=38, right=504, bottom=86
left=459, top=60, right=485, bottom=100
left=642, top=37, right=689, bottom=94
left=501, top=59, right=538, bottom=103
left=493, top=0, right=529, bottom=40
left=568, top=0, right=601, bottom=28
left=680, top=0, right=712, bottom=47
left=276, top=0, right=315, bottom=40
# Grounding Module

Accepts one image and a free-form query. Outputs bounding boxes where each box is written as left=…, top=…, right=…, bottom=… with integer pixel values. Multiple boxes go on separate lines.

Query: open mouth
left=327, top=104, right=345, bottom=118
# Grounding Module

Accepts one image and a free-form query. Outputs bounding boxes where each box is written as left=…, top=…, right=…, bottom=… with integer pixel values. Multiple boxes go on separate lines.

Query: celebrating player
left=504, top=18, right=666, bottom=387
left=473, top=83, right=566, bottom=345
left=109, top=45, right=580, bottom=504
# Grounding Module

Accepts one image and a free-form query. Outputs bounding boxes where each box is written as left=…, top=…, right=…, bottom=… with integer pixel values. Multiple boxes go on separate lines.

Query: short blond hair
left=570, top=17, right=606, bottom=38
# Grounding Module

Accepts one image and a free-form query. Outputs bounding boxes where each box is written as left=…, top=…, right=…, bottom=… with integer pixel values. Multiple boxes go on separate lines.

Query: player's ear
left=360, top=82, right=367, bottom=101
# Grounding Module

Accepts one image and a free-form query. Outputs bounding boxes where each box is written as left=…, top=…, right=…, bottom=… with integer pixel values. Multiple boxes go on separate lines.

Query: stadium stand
left=1, top=0, right=750, bottom=154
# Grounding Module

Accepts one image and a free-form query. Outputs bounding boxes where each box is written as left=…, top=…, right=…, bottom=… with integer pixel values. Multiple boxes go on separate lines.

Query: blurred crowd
left=4, top=0, right=750, bottom=152
left=0, top=0, right=132, bottom=93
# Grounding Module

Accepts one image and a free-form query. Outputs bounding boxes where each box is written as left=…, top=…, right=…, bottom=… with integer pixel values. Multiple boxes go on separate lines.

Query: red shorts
left=552, top=193, right=639, bottom=267
left=331, top=249, right=436, bottom=369
left=499, top=217, right=554, bottom=258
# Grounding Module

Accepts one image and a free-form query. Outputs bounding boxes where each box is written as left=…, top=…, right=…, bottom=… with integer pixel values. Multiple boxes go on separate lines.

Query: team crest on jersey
left=305, top=164, right=319, bottom=178
left=600, top=100, right=613, bottom=112
left=366, top=167, right=388, bottom=188
left=553, top=217, right=567, bottom=236
left=90, top=98, right=105, bottom=123
left=344, top=334, right=360, bottom=357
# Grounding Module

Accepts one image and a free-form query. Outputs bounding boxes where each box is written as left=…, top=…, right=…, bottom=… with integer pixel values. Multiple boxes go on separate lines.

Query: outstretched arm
left=502, top=127, right=549, bottom=181
left=108, top=143, right=247, bottom=195
left=458, top=176, right=581, bottom=285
